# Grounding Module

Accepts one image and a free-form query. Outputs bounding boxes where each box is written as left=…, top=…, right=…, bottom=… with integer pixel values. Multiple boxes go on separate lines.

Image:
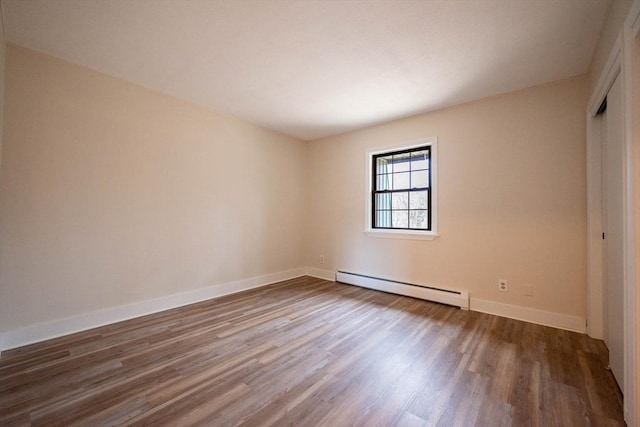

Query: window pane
left=411, top=171, right=428, bottom=188
left=409, top=190, right=428, bottom=209
left=393, top=172, right=410, bottom=190
left=376, top=156, right=392, bottom=174
left=411, top=151, right=429, bottom=170
left=392, top=211, right=408, bottom=228
left=392, top=192, right=408, bottom=209
left=375, top=210, right=392, bottom=228
left=371, top=145, right=432, bottom=231
left=376, top=173, right=392, bottom=191
left=393, top=153, right=411, bottom=172
left=375, top=193, right=392, bottom=210
left=409, top=210, right=428, bottom=229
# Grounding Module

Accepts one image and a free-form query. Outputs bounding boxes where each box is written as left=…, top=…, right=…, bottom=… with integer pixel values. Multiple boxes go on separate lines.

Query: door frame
left=586, top=2, right=640, bottom=424
left=623, top=2, right=640, bottom=425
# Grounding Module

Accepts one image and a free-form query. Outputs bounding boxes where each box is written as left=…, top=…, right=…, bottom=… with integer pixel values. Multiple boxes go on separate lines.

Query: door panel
left=602, top=73, right=624, bottom=391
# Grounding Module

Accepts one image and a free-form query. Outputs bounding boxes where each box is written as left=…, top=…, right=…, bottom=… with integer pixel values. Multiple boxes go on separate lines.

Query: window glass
left=372, top=145, right=431, bottom=231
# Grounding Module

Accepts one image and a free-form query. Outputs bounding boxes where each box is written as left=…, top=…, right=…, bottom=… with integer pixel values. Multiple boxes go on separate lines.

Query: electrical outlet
left=498, top=280, right=508, bottom=292
left=320, top=255, right=325, bottom=264
left=523, top=284, right=533, bottom=296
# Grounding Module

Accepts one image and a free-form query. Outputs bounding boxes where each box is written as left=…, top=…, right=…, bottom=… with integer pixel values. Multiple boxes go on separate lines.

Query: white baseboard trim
left=0, top=269, right=588, bottom=351
left=0, top=267, right=307, bottom=351
left=305, top=267, right=336, bottom=281
left=470, top=298, right=587, bottom=333
left=302, top=269, right=585, bottom=333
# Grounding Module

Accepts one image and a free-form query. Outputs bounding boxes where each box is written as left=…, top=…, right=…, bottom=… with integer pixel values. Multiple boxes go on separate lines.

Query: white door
left=601, top=73, right=624, bottom=391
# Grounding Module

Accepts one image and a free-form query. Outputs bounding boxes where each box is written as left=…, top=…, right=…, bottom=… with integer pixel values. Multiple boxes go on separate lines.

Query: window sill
left=365, top=229, right=439, bottom=241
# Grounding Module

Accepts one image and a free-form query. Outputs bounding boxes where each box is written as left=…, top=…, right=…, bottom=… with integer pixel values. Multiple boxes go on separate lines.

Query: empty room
left=1, top=0, right=640, bottom=426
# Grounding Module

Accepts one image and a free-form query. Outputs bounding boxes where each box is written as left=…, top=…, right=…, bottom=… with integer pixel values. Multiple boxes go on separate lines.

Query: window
left=366, top=138, right=437, bottom=240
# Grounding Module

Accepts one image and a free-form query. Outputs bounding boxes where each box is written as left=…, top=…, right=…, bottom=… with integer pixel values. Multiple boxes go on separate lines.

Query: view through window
left=372, top=145, right=431, bottom=230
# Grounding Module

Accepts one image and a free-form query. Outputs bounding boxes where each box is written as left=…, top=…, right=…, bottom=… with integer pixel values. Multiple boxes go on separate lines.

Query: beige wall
left=0, top=44, right=592, bottom=335
left=589, top=0, right=633, bottom=93
left=307, top=77, right=589, bottom=318
left=0, top=45, right=307, bottom=332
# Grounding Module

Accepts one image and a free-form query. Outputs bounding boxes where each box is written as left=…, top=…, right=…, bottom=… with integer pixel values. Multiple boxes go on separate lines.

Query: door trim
left=586, top=1, right=640, bottom=423
left=586, top=34, right=621, bottom=341
left=622, top=1, right=640, bottom=424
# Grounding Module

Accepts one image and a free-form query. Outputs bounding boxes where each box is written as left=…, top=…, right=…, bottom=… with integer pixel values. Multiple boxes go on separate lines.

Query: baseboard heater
left=335, top=271, right=469, bottom=310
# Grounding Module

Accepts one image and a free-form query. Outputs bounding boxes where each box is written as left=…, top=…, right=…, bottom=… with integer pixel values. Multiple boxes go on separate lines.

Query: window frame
left=365, top=138, right=438, bottom=240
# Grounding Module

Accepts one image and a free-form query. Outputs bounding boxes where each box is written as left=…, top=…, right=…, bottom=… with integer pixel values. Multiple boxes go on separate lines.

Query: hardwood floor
left=0, top=276, right=624, bottom=426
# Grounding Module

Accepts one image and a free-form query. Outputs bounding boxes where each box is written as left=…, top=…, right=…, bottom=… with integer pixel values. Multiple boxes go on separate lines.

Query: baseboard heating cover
left=336, top=271, right=469, bottom=310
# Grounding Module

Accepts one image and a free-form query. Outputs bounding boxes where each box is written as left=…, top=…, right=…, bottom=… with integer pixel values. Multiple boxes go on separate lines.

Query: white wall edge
left=0, top=267, right=307, bottom=351
left=305, top=267, right=336, bottom=281
left=470, top=298, right=587, bottom=334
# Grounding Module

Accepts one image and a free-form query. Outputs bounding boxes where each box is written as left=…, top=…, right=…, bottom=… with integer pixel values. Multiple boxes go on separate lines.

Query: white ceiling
left=2, top=0, right=611, bottom=141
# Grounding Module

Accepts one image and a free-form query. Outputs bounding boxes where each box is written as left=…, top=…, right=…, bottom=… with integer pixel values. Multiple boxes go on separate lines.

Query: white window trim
left=365, top=137, right=438, bottom=240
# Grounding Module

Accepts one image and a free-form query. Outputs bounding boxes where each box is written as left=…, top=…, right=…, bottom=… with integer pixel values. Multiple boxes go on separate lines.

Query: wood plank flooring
left=0, top=276, right=624, bottom=426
